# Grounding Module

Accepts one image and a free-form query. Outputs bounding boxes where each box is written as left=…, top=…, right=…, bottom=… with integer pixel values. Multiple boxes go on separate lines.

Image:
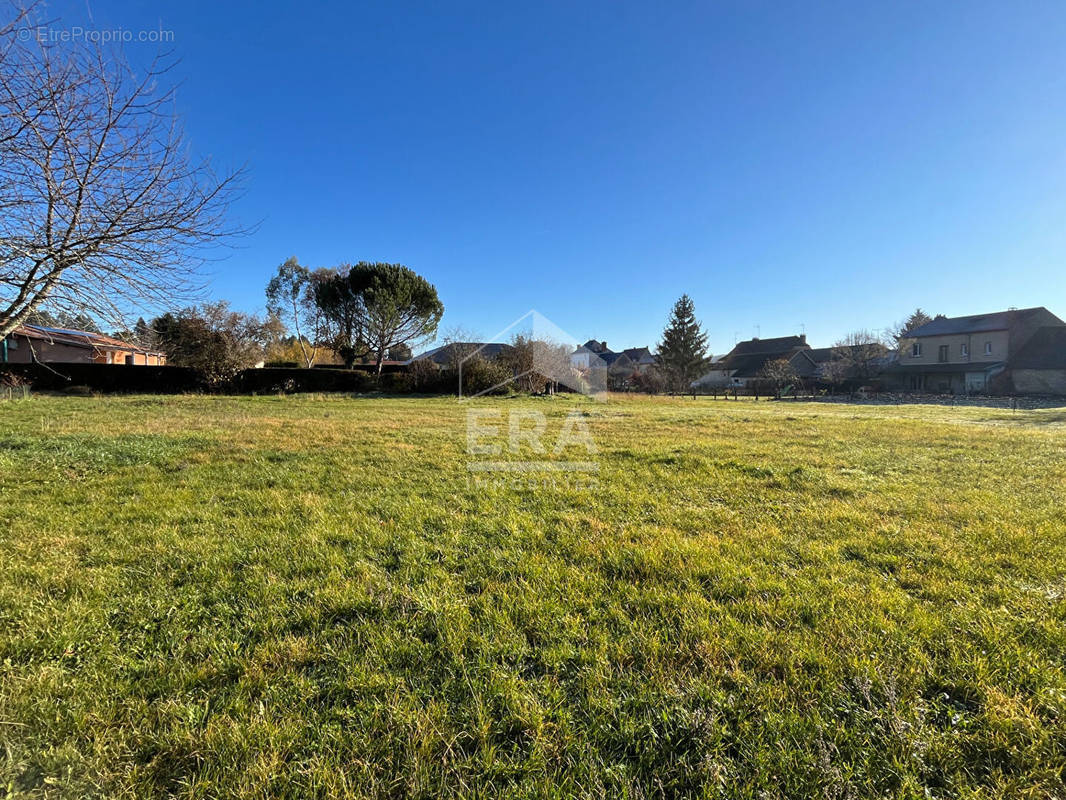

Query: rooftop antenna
left=754, top=324, right=761, bottom=339
left=799, top=322, right=806, bottom=336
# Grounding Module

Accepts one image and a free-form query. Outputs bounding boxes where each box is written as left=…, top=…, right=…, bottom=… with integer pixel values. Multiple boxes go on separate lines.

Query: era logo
left=466, top=409, right=596, bottom=456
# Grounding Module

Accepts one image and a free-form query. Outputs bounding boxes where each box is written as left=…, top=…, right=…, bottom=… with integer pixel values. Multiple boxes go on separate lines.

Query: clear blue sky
left=47, top=0, right=1066, bottom=353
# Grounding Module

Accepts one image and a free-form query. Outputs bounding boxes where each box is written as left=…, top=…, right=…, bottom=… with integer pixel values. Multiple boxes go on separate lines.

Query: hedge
left=0, top=362, right=206, bottom=393
left=0, top=363, right=436, bottom=395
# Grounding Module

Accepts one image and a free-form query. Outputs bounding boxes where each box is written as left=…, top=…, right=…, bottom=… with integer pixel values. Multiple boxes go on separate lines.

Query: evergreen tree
left=890, top=308, right=933, bottom=343
left=656, top=294, right=710, bottom=391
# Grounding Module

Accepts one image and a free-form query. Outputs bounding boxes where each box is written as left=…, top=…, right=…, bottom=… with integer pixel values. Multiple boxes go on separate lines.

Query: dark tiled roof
left=803, top=347, right=835, bottom=364
left=788, top=350, right=822, bottom=378
left=724, top=351, right=810, bottom=378
left=728, top=335, right=806, bottom=356
left=803, top=344, right=888, bottom=365
left=414, top=342, right=512, bottom=365
left=715, top=336, right=810, bottom=377
left=621, top=346, right=655, bottom=364
left=1010, top=326, right=1066, bottom=370
left=906, top=307, right=1056, bottom=338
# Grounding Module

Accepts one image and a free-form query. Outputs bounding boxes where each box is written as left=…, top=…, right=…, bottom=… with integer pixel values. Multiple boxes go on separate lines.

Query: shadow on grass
left=975, top=410, right=1066, bottom=426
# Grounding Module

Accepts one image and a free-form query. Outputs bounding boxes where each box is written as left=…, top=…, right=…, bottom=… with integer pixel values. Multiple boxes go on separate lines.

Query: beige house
left=1, top=325, right=165, bottom=366
left=886, top=307, right=1065, bottom=393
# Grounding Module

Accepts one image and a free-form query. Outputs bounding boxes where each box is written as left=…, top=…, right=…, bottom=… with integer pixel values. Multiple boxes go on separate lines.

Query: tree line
left=128, top=260, right=442, bottom=384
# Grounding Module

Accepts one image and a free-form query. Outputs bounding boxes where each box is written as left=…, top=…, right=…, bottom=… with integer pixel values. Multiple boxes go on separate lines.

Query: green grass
left=1, top=394, right=1065, bottom=798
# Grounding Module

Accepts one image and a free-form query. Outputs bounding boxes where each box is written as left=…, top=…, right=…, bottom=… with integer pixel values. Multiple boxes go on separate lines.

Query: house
left=801, top=344, right=894, bottom=388
left=570, top=340, right=656, bottom=389
left=571, top=341, right=655, bottom=372
left=619, top=346, right=656, bottom=370
left=883, top=307, right=1066, bottom=394
left=412, top=342, right=513, bottom=367
left=694, top=335, right=811, bottom=389
left=571, top=340, right=612, bottom=370
left=998, top=325, right=1066, bottom=395
left=1, top=325, right=165, bottom=365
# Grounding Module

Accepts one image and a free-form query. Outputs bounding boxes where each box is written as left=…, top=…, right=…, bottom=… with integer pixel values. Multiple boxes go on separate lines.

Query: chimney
left=800, top=334, right=806, bottom=343
left=601, top=341, right=607, bottom=350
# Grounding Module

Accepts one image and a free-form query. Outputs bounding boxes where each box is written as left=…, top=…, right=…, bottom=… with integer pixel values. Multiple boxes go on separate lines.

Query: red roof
left=13, top=324, right=163, bottom=355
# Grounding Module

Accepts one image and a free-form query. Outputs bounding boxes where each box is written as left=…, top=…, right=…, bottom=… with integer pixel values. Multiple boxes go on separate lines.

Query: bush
left=232, top=368, right=378, bottom=394
left=449, top=356, right=512, bottom=396
left=631, top=366, right=669, bottom=394
left=409, top=358, right=445, bottom=392
left=0, top=371, right=30, bottom=400
left=0, top=362, right=467, bottom=396
left=380, top=372, right=413, bottom=393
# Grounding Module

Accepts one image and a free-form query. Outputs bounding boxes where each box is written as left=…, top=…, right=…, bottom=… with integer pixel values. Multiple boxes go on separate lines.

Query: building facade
left=886, top=307, right=1065, bottom=394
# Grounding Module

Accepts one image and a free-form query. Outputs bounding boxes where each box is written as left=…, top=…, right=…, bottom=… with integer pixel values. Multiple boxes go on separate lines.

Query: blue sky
left=44, top=0, right=1066, bottom=353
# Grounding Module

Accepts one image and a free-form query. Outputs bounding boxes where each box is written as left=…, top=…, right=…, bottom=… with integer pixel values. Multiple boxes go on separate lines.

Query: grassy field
left=1, top=394, right=1065, bottom=798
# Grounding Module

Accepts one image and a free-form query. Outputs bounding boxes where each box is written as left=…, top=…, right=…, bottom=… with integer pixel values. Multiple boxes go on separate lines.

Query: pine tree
left=656, top=294, right=710, bottom=392
left=890, top=308, right=934, bottom=342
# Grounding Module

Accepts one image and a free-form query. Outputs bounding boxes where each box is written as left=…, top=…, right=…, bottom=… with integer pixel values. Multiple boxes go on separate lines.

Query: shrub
left=381, top=372, right=413, bottom=393
left=409, top=358, right=444, bottom=392
left=450, top=356, right=512, bottom=396
left=631, top=366, right=670, bottom=394
left=0, top=371, right=30, bottom=400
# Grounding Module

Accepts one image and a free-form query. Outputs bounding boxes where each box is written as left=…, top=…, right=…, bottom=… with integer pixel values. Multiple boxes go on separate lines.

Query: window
left=960, top=343, right=968, bottom=357
left=984, top=341, right=993, bottom=355
left=938, top=345, right=949, bottom=363
left=911, top=342, right=923, bottom=357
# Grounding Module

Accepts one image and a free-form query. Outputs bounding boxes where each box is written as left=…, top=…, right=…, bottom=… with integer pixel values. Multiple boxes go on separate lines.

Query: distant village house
left=1, top=325, right=165, bottom=366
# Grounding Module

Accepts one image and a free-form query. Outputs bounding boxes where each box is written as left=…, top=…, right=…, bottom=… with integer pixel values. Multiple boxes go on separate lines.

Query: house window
left=938, top=345, right=949, bottom=363
left=960, top=343, right=968, bottom=357
left=984, top=341, right=992, bottom=355
left=911, top=342, right=922, bottom=357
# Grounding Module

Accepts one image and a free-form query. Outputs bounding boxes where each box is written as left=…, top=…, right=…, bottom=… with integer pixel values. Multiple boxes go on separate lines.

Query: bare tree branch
left=0, top=1, right=246, bottom=339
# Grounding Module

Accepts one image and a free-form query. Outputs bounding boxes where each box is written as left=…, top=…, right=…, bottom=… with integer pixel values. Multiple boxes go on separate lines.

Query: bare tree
left=440, top=325, right=482, bottom=370
left=757, top=358, right=798, bottom=398
left=0, top=3, right=244, bottom=340
left=151, top=302, right=278, bottom=385
left=819, top=355, right=852, bottom=392
left=498, top=334, right=574, bottom=394
left=829, top=330, right=888, bottom=384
